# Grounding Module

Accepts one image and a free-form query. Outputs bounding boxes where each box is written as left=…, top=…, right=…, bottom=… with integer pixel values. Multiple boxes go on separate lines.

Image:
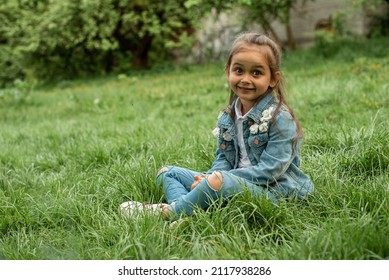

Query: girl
left=119, top=32, right=314, bottom=220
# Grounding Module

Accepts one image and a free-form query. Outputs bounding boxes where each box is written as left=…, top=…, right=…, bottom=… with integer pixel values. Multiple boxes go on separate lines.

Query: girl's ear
left=270, top=71, right=281, bottom=88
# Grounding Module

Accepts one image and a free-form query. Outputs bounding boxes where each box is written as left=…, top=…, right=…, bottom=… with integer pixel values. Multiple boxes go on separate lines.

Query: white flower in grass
left=259, top=122, right=268, bottom=132
left=223, top=131, right=233, bottom=141
left=249, top=123, right=259, bottom=134
left=212, top=127, right=220, bottom=137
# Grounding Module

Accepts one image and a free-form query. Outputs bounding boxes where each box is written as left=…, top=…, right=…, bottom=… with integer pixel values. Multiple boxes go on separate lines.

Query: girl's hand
left=191, top=174, right=207, bottom=190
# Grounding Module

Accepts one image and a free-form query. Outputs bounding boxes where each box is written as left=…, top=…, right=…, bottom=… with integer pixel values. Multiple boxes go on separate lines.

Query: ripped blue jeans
left=156, top=165, right=278, bottom=219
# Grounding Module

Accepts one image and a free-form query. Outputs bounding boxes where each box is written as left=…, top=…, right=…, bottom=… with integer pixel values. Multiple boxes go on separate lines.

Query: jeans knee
left=206, top=171, right=223, bottom=191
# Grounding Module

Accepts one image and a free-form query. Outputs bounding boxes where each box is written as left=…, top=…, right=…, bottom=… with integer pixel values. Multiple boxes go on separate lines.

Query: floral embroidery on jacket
left=212, top=127, right=220, bottom=138
left=249, top=123, right=260, bottom=134
left=222, top=131, right=233, bottom=141
left=212, top=127, right=232, bottom=141
left=250, top=106, right=274, bottom=134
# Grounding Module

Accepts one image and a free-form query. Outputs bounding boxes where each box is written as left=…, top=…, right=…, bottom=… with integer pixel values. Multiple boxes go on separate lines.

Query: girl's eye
left=253, top=70, right=261, bottom=76
left=234, top=68, right=243, bottom=74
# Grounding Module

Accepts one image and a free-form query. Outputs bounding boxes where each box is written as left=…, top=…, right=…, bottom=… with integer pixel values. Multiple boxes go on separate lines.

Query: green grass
left=0, top=37, right=388, bottom=260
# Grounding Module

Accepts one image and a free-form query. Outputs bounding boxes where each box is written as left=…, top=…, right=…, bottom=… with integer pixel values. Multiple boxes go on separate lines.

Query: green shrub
left=0, top=0, right=212, bottom=86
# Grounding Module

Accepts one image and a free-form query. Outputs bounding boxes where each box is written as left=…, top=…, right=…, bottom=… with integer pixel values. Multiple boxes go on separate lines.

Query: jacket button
left=248, top=120, right=253, bottom=125
left=221, top=143, right=226, bottom=150
left=254, top=138, right=260, bottom=145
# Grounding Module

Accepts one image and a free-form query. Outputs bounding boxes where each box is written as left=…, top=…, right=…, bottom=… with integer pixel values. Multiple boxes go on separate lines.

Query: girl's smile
left=237, top=86, right=256, bottom=93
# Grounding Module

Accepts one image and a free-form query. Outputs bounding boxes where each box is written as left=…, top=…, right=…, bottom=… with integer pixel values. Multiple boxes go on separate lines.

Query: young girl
left=119, top=32, right=314, bottom=220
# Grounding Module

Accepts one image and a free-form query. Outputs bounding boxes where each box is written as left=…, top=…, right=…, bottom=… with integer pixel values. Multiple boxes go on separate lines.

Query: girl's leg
left=170, top=171, right=278, bottom=217
left=120, top=166, right=201, bottom=219
left=156, top=165, right=202, bottom=204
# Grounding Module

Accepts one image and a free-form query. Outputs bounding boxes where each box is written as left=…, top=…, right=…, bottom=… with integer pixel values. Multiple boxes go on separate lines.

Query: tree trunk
left=130, top=35, right=153, bottom=69
left=112, top=11, right=153, bottom=69
left=286, top=22, right=296, bottom=50
left=262, top=19, right=282, bottom=48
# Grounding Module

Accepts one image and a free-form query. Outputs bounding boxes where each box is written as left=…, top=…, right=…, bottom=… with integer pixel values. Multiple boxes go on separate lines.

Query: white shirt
left=234, top=98, right=252, bottom=168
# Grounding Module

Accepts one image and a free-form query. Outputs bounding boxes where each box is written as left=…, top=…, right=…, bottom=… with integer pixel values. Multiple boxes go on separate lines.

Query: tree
left=237, top=0, right=312, bottom=49
left=110, top=0, right=196, bottom=69
left=0, top=0, right=26, bottom=86
left=0, top=0, right=220, bottom=85
left=352, top=0, right=389, bottom=37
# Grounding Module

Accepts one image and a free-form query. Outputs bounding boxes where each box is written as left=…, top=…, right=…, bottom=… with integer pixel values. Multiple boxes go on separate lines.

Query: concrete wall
left=272, top=0, right=365, bottom=47
left=191, top=0, right=387, bottom=62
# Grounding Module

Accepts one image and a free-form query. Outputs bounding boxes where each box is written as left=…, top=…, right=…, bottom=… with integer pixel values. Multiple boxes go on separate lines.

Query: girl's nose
left=240, top=74, right=251, bottom=84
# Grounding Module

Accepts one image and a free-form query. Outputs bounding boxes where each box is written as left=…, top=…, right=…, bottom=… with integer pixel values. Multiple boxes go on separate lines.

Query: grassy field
left=0, top=37, right=388, bottom=260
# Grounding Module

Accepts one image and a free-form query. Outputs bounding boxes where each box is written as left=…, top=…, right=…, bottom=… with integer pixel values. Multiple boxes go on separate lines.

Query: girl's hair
left=225, top=32, right=303, bottom=140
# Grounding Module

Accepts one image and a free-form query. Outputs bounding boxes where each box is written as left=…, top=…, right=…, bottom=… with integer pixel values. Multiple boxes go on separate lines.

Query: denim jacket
left=207, top=92, right=314, bottom=199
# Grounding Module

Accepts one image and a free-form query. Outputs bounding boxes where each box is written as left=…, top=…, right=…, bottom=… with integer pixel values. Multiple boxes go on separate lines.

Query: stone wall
left=190, top=0, right=387, bottom=62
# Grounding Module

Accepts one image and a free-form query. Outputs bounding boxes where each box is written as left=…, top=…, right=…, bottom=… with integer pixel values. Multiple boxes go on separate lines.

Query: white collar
left=234, top=98, right=252, bottom=119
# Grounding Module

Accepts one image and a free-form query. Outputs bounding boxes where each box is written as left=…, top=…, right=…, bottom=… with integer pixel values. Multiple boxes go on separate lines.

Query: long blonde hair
left=225, top=32, right=303, bottom=140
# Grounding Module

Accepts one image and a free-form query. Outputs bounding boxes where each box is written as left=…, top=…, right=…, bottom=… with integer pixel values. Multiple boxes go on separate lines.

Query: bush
left=0, top=0, right=211, bottom=87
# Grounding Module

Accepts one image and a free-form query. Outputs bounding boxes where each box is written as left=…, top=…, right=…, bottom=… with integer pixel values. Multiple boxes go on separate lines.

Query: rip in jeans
left=205, top=171, right=223, bottom=191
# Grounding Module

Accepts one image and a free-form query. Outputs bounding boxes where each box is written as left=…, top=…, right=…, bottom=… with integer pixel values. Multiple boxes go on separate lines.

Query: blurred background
left=1, top=0, right=388, bottom=88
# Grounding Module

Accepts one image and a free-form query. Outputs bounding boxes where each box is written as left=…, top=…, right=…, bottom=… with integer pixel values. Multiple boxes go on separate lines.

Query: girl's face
left=226, top=45, right=279, bottom=111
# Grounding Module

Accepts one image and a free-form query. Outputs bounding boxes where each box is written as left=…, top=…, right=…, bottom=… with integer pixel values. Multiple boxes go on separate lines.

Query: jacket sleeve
left=228, top=110, right=298, bottom=185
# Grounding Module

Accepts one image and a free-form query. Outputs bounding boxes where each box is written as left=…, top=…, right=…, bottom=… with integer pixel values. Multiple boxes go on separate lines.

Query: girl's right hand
left=191, top=174, right=207, bottom=190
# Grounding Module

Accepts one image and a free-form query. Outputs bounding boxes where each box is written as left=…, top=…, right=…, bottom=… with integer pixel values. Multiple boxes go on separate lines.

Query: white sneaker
left=119, top=201, right=169, bottom=218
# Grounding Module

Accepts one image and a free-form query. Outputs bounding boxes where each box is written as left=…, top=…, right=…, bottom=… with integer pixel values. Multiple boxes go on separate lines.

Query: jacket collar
left=218, top=91, right=277, bottom=128
left=234, top=91, right=276, bottom=123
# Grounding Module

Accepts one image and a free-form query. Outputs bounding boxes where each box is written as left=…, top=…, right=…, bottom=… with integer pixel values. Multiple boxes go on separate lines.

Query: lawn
left=0, top=37, right=388, bottom=260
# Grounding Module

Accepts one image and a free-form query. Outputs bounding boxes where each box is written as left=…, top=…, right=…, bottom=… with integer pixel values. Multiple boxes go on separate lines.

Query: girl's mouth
left=237, top=86, right=255, bottom=92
